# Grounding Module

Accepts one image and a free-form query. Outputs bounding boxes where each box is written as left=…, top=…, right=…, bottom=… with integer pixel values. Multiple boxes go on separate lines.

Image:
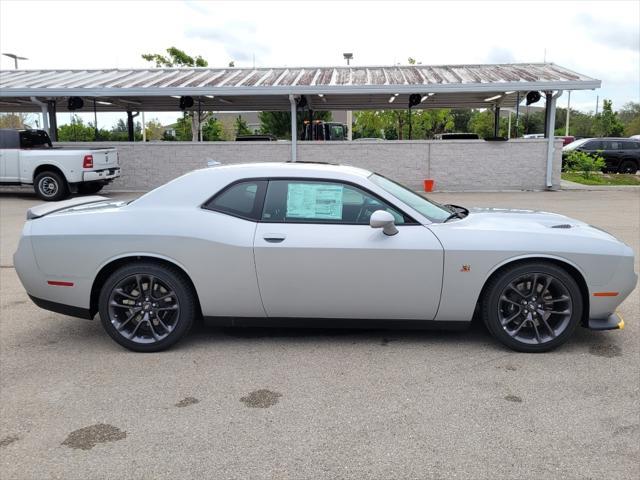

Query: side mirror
left=370, top=210, right=398, bottom=236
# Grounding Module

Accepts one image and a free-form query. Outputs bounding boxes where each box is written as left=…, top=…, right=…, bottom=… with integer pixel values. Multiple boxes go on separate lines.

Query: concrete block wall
left=56, top=139, right=562, bottom=192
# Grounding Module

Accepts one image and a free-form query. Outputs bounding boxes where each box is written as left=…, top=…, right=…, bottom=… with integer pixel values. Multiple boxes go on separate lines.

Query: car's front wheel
left=98, top=262, right=196, bottom=352
left=481, top=262, right=583, bottom=352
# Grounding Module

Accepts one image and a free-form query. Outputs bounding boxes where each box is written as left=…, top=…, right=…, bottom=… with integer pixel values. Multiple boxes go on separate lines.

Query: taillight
left=83, top=155, right=93, bottom=168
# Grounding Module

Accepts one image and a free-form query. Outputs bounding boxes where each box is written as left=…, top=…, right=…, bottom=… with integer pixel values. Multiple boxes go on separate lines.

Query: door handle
left=263, top=233, right=286, bottom=243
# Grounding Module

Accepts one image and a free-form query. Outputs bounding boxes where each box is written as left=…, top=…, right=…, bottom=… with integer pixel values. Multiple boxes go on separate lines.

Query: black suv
left=563, top=138, right=640, bottom=173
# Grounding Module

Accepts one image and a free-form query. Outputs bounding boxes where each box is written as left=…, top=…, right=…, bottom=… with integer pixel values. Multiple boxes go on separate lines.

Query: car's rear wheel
left=77, top=182, right=104, bottom=195
left=98, top=262, right=195, bottom=352
left=618, top=160, right=638, bottom=174
left=481, top=262, right=583, bottom=352
left=34, top=171, right=69, bottom=201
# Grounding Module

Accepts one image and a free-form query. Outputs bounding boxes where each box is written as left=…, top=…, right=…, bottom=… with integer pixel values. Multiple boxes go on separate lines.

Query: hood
left=454, top=207, right=620, bottom=243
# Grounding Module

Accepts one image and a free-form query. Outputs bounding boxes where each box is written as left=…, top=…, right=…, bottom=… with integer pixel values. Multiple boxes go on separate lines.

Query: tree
left=141, top=47, right=209, bottom=141
left=141, top=47, right=208, bottom=67
left=0, top=113, right=35, bottom=129
left=145, top=118, right=164, bottom=141
left=450, top=109, right=472, bottom=132
left=618, top=102, right=640, bottom=136
left=57, top=115, right=96, bottom=141
left=234, top=115, right=252, bottom=136
left=593, top=99, right=624, bottom=137
left=202, top=116, right=224, bottom=141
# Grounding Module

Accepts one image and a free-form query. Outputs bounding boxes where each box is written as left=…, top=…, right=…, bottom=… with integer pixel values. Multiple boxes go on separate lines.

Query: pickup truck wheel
left=34, top=171, right=69, bottom=201
left=618, top=160, right=638, bottom=174
left=78, top=182, right=104, bottom=195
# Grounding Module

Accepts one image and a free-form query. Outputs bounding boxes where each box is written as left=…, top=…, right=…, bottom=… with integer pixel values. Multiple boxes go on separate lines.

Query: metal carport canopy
left=0, top=62, right=600, bottom=112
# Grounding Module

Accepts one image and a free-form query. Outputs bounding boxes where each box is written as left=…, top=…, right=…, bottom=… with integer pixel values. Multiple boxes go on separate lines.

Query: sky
left=1, top=0, right=638, bottom=128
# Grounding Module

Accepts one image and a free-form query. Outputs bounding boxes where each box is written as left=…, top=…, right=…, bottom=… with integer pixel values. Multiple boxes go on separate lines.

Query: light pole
left=2, top=53, right=28, bottom=69
left=343, top=53, right=353, bottom=140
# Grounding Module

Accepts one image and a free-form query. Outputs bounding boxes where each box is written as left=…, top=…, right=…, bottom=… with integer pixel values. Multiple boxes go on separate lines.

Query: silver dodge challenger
left=14, top=163, right=637, bottom=352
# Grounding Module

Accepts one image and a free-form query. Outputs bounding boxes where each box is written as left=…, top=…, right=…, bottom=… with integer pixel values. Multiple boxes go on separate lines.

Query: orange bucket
left=423, top=179, right=435, bottom=192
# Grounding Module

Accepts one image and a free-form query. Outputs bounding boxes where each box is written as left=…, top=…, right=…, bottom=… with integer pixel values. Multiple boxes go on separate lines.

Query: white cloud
left=1, top=0, right=638, bottom=127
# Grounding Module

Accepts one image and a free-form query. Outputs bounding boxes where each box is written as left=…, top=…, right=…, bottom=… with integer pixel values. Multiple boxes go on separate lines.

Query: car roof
left=132, top=162, right=374, bottom=208
left=205, top=161, right=372, bottom=177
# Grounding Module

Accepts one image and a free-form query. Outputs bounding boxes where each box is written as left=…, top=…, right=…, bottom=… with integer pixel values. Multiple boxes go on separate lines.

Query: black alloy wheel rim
left=497, top=272, right=573, bottom=345
left=107, top=274, right=180, bottom=344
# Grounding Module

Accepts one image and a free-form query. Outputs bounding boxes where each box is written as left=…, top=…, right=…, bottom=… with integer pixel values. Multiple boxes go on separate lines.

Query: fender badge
left=460, top=265, right=471, bottom=272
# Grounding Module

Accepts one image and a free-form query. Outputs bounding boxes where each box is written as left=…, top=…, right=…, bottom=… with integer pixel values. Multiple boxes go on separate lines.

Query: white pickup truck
left=0, top=129, right=120, bottom=201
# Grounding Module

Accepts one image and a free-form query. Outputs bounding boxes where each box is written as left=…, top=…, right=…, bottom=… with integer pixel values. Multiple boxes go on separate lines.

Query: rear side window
left=621, top=142, right=640, bottom=150
left=19, top=130, right=52, bottom=149
left=584, top=140, right=603, bottom=150
left=203, top=180, right=266, bottom=221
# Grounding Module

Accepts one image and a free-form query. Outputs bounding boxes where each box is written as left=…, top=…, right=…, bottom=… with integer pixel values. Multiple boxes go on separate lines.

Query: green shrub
left=564, top=150, right=606, bottom=179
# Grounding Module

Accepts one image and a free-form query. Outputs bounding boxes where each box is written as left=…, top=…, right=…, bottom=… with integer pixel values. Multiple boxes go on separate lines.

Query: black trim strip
left=28, top=295, right=93, bottom=320
left=204, top=316, right=469, bottom=330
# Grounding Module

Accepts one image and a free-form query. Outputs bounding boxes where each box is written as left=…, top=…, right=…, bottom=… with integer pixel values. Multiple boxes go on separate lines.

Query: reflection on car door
left=253, top=179, right=444, bottom=320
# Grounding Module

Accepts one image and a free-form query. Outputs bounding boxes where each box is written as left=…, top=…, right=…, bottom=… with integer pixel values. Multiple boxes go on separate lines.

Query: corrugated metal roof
left=0, top=63, right=599, bottom=112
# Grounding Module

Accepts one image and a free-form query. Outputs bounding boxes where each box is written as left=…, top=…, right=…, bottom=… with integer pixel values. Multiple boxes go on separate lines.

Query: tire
left=98, top=262, right=196, bottom=352
left=618, top=160, right=638, bottom=174
left=34, top=171, right=69, bottom=201
left=77, top=182, right=104, bottom=195
left=481, top=261, right=583, bottom=353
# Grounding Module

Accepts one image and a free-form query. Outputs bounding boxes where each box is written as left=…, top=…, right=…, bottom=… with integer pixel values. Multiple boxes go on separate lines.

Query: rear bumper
left=83, top=167, right=120, bottom=182
left=28, top=295, right=93, bottom=320
left=587, top=312, right=625, bottom=331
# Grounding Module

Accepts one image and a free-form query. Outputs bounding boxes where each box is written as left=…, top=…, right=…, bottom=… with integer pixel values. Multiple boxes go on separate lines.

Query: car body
left=0, top=129, right=120, bottom=200
left=563, top=137, right=640, bottom=173
left=14, top=163, right=637, bottom=352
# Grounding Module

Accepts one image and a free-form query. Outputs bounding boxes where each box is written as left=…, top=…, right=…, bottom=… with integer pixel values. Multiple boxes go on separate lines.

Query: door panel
left=253, top=223, right=444, bottom=320
left=0, top=150, right=20, bottom=181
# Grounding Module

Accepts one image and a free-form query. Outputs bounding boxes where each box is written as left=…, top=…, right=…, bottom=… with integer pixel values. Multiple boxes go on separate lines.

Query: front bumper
left=83, top=167, right=121, bottom=182
left=587, top=312, right=625, bottom=331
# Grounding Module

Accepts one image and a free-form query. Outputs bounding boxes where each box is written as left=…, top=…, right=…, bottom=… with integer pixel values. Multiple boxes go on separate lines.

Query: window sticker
left=286, top=183, right=343, bottom=219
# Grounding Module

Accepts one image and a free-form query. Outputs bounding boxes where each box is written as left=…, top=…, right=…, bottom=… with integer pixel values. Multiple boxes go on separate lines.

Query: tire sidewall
left=483, top=263, right=583, bottom=353
left=98, top=263, right=195, bottom=352
left=619, top=160, right=638, bottom=174
left=34, top=171, right=69, bottom=201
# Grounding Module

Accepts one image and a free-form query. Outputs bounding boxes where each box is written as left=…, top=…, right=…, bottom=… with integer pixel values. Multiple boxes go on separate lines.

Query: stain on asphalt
left=504, top=395, right=523, bottom=403
left=589, top=344, right=622, bottom=358
left=381, top=337, right=393, bottom=346
left=0, top=435, right=20, bottom=448
left=175, top=396, right=199, bottom=408
left=61, top=424, right=126, bottom=450
left=240, top=389, right=282, bottom=408
left=6, top=300, right=26, bottom=306
left=505, top=364, right=517, bottom=371
left=613, top=424, right=639, bottom=436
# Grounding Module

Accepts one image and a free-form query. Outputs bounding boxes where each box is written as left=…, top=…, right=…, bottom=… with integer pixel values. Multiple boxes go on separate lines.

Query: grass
left=562, top=172, right=640, bottom=186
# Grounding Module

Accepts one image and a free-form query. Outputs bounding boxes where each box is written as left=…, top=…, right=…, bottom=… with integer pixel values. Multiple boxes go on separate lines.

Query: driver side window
left=261, top=180, right=405, bottom=225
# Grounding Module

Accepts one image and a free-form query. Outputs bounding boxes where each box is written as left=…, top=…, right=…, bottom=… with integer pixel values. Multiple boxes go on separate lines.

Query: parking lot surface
left=1, top=189, right=638, bottom=480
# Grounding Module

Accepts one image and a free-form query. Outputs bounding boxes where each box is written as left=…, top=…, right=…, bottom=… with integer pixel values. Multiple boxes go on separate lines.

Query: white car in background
left=13, top=163, right=637, bottom=352
left=0, top=129, right=120, bottom=200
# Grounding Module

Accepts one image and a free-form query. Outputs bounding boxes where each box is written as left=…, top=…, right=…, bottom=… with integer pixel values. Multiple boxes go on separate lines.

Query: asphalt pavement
left=0, top=188, right=638, bottom=480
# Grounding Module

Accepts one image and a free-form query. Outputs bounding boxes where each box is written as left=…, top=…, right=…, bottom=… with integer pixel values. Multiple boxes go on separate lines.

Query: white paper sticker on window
left=286, top=183, right=343, bottom=219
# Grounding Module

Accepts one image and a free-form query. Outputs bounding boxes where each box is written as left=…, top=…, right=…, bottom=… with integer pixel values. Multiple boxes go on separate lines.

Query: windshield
left=369, top=173, right=452, bottom=222
left=563, top=138, right=588, bottom=151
